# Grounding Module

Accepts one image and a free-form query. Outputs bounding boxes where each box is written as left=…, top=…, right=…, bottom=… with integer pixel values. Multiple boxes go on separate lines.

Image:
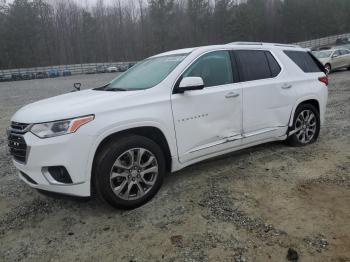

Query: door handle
left=225, top=92, right=240, bottom=98
left=281, top=84, right=292, bottom=89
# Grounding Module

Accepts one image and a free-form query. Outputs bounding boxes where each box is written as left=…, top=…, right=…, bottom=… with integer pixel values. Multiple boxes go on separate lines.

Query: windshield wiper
left=104, top=87, right=128, bottom=91
left=94, top=84, right=128, bottom=91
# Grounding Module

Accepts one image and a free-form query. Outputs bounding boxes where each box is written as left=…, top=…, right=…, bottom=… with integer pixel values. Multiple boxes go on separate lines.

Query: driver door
left=171, top=51, right=242, bottom=163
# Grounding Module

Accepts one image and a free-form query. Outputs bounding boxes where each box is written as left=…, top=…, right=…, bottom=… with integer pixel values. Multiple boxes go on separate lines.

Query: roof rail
left=228, top=42, right=301, bottom=48
left=273, top=43, right=301, bottom=48
left=228, top=42, right=264, bottom=46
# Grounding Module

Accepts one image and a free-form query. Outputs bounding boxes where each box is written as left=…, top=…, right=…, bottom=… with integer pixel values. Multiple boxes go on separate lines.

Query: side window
left=284, top=50, right=323, bottom=73
left=183, top=51, right=233, bottom=87
left=235, top=50, right=272, bottom=81
left=265, top=51, right=281, bottom=77
left=334, top=50, right=341, bottom=56
left=340, top=50, right=348, bottom=55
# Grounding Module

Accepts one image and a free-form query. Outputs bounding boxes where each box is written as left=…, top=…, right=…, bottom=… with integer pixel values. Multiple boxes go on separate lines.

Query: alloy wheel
left=325, top=64, right=331, bottom=75
left=109, top=148, right=158, bottom=200
left=294, top=110, right=317, bottom=144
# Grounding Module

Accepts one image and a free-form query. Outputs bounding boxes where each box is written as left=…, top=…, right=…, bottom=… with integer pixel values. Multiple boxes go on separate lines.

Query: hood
left=11, top=89, right=143, bottom=123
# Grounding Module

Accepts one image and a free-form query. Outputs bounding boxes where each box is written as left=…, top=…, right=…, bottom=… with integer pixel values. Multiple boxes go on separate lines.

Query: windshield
left=102, top=54, right=188, bottom=91
left=313, top=51, right=332, bottom=59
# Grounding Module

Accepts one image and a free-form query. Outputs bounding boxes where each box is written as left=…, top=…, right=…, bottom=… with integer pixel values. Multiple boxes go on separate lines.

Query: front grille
left=7, top=122, right=30, bottom=163
left=10, top=122, right=30, bottom=133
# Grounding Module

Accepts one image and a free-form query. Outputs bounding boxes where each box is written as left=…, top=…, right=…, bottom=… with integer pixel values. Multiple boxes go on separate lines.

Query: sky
left=51, top=0, right=137, bottom=7
left=4, top=0, right=137, bottom=6
left=5, top=0, right=238, bottom=7
left=71, top=0, right=141, bottom=6
left=5, top=0, right=248, bottom=8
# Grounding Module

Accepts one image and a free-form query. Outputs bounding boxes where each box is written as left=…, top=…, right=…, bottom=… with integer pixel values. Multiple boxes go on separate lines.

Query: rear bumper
left=320, top=85, right=328, bottom=126
left=12, top=132, right=95, bottom=197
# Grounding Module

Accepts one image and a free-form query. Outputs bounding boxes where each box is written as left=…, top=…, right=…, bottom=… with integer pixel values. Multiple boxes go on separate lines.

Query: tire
left=325, top=64, right=331, bottom=75
left=287, top=103, right=320, bottom=147
left=93, top=135, right=165, bottom=209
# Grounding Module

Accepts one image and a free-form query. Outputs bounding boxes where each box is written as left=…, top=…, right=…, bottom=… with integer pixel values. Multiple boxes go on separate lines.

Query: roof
left=228, top=42, right=300, bottom=48
left=227, top=42, right=306, bottom=51
left=152, top=42, right=306, bottom=58
left=151, top=48, right=197, bottom=58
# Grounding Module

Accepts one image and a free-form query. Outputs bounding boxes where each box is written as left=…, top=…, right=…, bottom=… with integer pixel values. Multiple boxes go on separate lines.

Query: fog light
left=42, top=166, right=73, bottom=184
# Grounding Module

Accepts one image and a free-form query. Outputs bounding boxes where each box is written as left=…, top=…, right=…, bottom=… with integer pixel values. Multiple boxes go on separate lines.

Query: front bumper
left=11, top=131, right=95, bottom=197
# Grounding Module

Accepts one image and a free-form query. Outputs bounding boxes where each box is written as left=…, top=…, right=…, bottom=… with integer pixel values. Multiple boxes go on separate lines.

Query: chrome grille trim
left=9, top=122, right=32, bottom=134
left=7, top=122, right=31, bottom=163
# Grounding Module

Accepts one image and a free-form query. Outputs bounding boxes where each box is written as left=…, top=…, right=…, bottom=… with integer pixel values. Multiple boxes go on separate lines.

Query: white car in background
left=8, top=43, right=328, bottom=209
left=106, top=66, right=118, bottom=73
left=313, top=48, right=350, bottom=74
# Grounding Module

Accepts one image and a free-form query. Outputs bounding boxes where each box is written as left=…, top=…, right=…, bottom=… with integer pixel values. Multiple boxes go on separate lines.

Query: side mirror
left=73, top=82, right=81, bottom=91
left=175, top=77, right=204, bottom=93
left=332, top=54, right=339, bottom=58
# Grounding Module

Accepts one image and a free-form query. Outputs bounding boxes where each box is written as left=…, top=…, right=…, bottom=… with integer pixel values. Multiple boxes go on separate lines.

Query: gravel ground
left=0, top=71, right=349, bottom=262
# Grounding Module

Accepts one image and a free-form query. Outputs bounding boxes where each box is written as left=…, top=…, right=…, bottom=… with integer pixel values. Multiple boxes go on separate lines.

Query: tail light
left=318, top=76, right=328, bottom=86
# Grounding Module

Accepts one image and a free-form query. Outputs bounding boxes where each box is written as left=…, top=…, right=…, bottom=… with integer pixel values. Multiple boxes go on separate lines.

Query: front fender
left=84, top=120, right=177, bottom=182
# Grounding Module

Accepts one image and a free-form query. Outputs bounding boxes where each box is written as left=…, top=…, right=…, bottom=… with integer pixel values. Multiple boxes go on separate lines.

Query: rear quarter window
left=284, top=50, right=324, bottom=73
left=265, top=52, right=281, bottom=77
left=234, top=50, right=281, bottom=82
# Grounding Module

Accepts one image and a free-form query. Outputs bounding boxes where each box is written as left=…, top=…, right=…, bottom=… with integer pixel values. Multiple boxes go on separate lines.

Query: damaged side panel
left=171, top=84, right=243, bottom=163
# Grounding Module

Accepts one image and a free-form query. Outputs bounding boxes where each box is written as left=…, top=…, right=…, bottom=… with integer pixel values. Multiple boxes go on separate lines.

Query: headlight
left=30, top=115, right=94, bottom=138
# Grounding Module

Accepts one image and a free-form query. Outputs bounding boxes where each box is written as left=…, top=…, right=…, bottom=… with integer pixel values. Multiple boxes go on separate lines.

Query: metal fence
left=0, top=61, right=135, bottom=79
left=294, top=33, right=350, bottom=48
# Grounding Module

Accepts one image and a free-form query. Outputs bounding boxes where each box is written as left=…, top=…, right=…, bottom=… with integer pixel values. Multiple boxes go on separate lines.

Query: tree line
left=0, top=0, right=350, bottom=69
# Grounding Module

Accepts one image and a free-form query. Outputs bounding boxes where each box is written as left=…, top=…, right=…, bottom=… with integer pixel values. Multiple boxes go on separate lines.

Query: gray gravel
left=0, top=71, right=349, bottom=261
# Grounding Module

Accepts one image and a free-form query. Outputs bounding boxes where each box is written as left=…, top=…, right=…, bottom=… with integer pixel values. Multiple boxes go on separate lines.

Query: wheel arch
left=325, top=63, right=332, bottom=73
left=289, top=98, right=320, bottom=127
left=89, top=125, right=174, bottom=193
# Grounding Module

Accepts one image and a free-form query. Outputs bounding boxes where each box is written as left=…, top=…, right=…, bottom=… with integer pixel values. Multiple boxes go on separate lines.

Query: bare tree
left=1, top=0, right=350, bottom=69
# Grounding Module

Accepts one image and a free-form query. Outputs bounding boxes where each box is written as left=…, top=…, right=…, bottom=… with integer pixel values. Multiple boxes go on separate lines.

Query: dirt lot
left=0, top=71, right=349, bottom=262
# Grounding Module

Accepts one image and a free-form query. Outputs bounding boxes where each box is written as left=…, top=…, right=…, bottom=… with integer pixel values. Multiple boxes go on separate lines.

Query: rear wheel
left=93, top=135, right=165, bottom=209
left=325, top=64, right=331, bottom=75
left=287, top=104, right=320, bottom=146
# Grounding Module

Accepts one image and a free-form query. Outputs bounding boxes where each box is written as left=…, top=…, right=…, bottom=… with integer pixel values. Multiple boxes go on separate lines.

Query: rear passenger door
left=233, top=50, right=294, bottom=142
left=331, top=50, right=343, bottom=69
left=339, top=50, right=350, bottom=68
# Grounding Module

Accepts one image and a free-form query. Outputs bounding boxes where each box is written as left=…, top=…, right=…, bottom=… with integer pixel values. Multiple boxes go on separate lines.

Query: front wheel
left=287, top=104, right=320, bottom=146
left=93, top=135, right=165, bottom=209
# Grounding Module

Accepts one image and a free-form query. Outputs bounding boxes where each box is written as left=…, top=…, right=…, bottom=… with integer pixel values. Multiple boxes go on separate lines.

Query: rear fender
left=288, top=96, right=320, bottom=127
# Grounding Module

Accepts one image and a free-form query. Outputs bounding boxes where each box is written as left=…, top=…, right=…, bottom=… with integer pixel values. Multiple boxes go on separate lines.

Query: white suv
left=8, top=43, right=328, bottom=209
